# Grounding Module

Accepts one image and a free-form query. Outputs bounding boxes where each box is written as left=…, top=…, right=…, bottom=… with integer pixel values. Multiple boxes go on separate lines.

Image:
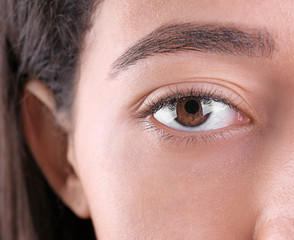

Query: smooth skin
left=22, top=0, right=294, bottom=239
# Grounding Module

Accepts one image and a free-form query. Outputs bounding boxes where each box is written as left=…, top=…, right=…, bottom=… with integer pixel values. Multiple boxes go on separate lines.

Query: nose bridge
left=253, top=98, right=294, bottom=239
left=263, top=83, right=294, bottom=166
left=252, top=84, right=294, bottom=238
left=253, top=144, right=294, bottom=239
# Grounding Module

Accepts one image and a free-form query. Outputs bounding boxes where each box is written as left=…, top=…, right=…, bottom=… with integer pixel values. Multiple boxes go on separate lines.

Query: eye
left=153, top=97, right=237, bottom=132
left=134, top=82, right=252, bottom=143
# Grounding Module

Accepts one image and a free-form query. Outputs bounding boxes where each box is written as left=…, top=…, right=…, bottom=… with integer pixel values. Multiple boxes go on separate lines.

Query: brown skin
left=22, top=0, right=294, bottom=239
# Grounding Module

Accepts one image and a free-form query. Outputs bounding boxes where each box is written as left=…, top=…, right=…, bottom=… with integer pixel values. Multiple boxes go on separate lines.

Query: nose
left=253, top=148, right=294, bottom=240
left=254, top=217, right=294, bottom=239
left=253, top=109, right=294, bottom=239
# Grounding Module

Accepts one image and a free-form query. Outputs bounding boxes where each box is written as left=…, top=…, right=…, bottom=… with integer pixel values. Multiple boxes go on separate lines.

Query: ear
left=20, top=80, right=90, bottom=219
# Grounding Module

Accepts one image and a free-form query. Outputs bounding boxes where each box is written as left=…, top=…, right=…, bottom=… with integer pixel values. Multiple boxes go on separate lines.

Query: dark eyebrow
left=110, top=23, right=275, bottom=78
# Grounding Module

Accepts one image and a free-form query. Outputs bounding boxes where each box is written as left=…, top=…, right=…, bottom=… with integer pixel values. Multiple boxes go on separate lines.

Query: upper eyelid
left=134, top=85, right=247, bottom=120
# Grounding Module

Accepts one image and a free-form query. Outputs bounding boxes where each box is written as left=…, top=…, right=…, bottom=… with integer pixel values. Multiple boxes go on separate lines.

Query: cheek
left=73, top=83, right=260, bottom=239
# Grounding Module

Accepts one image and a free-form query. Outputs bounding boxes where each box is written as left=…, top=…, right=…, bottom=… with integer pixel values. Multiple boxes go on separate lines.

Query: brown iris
left=176, top=97, right=209, bottom=127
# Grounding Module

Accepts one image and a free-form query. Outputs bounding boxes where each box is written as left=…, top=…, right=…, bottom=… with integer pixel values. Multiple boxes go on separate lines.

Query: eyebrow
left=110, top=23, right=275, bottom=78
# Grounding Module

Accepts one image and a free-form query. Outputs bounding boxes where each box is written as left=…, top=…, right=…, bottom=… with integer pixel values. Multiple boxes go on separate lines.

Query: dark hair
left=0, top=1, right=101, bottom=239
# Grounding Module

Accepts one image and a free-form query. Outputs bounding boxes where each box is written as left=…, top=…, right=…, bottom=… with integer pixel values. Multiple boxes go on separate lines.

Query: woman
left=1, top=0, right=294, bottom=239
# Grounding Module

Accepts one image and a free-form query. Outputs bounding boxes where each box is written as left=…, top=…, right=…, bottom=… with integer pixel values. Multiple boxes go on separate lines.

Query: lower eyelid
left=151, top=110, right=251, bottom=133
left=139, top=115, right=254, bottom=147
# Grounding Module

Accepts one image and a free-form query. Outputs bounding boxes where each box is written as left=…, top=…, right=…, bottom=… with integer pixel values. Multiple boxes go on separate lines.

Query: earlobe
left=60, top=168, right=91, bottom=219
left=21, top=80, right=90, bottom=219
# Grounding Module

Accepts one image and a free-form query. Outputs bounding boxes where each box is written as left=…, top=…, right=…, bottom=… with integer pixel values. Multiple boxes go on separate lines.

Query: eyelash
left=137, top=87, right=240, bottom=118
left=134, top=85, right=248, bottom=147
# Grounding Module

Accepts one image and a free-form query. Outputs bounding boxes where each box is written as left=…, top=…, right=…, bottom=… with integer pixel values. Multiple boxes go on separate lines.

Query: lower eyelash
left=140, top=119, right=234, bottom=147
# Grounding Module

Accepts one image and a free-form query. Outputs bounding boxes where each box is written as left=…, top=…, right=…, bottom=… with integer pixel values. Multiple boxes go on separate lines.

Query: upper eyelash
left=134, top=86, right=241, bottom=119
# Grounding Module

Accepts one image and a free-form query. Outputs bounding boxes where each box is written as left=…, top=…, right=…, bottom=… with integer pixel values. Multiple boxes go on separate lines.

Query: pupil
left=184, top=100, right=199, bottom=114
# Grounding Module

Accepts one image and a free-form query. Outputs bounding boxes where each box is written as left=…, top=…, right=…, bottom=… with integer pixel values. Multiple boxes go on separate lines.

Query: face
left=71, top=1, right=294, bottom=239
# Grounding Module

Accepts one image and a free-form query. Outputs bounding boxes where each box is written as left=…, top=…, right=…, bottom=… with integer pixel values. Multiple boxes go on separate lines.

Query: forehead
left=99, top=0, right=294, bottom=33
